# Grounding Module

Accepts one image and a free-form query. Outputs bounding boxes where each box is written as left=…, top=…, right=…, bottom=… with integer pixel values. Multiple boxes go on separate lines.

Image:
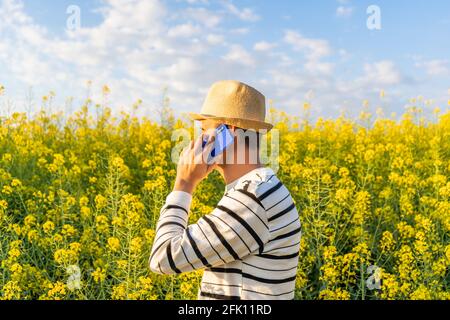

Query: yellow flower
left=95, top=195, right=107, bottom=210
left=53, top=249, right=66, bottom=265
left=42, top=221, right=55, bottom=234
left=130, top=237, right=143, bottom=254
left=396, top=221, right=415, bottom=239
left=144, top=229, right=155, bottom=243
left=43, top=282, right=67, bottom=300
left=116, top=260, right=128, bottom=271
left=352, top=243, right=370, bottom=260
left=9, top=263, right=23, bottom=275
left=27, top=230, right=39, bottom=243
left=322, top=246, right=337, bottom=262
left=380, top=231, right=395, bottom=253
left=338, top=167, right=349, bottom=177
left=380, top=271, right=400, bottom=299
left=432, top=258, right=447, bottom=277
left=62, top=224, right=77, bottom=237
left=80, top=206, right=91, bottom=220
left=79, top=196, right=89, bottom=207
left=11, top=224, right=22, bottom=236
left=24, top=214, right=37, bottom=227
left=102, top=85, right=111, bottom=95
left=413, top=231, right=428, bottom=256
left=95, top=215, right=109, bottom=234
left=144, top=176, right=167, bottom=191
left=107, top=237, right=121, bottom=252
left=410, top=285, right=432, bottom=300
left=53, top=154, right=65, bottom=167
left=0, top=200, right=8, bottom=210
left=307, top=143, right=316, bottom=152
left=54, top=233, right=63, bottom=243
left=445, top=245, right=450, bottom=262
left=8, top=248, right=21, bottom=260
left=364, top=149, right=375, bottom=162
left=1, top=281, right=21, bottom=300
left=352, top=191, right=371, bottom=225
left=11, top=179, right=22, bottom=188
left=69, top=242, right=82, bottom=254
left=111, top=283, right=127, bottom=300
left=319, top=288, right=350, bottom=300
left=111, top=216, right=124, bottom=227
left=92, top=268, right=106, bottom=283
left=2, top=185, right=13, bottom=195
left=54, top=248, right=78, bottom=265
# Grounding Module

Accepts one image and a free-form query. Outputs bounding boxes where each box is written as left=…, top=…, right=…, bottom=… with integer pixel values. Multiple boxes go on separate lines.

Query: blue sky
left=1, top=0, right=449, bottom=120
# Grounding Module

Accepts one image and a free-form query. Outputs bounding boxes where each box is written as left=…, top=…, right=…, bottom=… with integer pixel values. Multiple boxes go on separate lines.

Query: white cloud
left=94, top=0, right=167, bottom=32
left=417, top=59, right=449, bottom=76
left=206, top=34, right=225, bottom=45
left=230, top=27, right=250, bottom=35
left=332, top=60, right=404, bottom=110
left=183, top=0, right=209, bottom=4
left=336, top=6, right=354, bottom=18
left=253, top=41, right=277, bottom=51
left=168, top=23, right=201, bottom=37
left=0, top=0, right=31, bottom=25
left=221, top=0, right=260, bottom=22
left=363, top=61, right=402, bottom=86
left=223, top=45, right=255, bottom=67
left=283, top=30, right=333, bottom=75
left=284, top=30, right=331, bottom=60
left=305, top=61, right=334, bottom=75
left=182, top=7, right=222, bottom=28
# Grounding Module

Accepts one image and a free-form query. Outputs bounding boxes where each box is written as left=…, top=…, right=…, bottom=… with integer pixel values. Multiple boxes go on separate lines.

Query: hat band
left=190, top=113, right=273, bottom=132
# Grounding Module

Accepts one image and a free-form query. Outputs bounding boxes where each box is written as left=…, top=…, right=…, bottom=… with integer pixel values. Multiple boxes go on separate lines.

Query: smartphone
left=202, top=124, right=234, bottom=162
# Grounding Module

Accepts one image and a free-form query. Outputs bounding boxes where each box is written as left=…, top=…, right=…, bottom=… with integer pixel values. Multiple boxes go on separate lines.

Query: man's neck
left=220, top=163, right=264, bottom=186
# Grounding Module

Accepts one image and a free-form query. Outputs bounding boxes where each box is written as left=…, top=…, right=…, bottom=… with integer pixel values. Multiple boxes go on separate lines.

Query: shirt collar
left=225, top=166, right=275, bottom=192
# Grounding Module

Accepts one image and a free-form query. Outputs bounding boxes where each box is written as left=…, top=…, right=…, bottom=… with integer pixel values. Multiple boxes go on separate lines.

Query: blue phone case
left=202, top=124, right=234, bottom=161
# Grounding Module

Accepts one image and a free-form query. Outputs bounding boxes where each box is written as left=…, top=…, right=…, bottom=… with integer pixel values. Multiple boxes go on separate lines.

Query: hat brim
left=188, top=113, right=274, bottom=133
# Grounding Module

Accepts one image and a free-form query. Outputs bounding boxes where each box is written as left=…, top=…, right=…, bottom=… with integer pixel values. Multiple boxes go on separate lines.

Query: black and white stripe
left=149, top=167, right=301, bottom=300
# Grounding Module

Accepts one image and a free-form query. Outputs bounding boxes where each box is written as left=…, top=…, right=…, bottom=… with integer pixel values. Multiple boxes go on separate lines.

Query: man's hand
left=174, top=134, right=217, bottom=194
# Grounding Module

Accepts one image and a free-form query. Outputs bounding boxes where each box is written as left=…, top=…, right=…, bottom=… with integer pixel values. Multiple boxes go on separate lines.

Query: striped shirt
left=149, top=166, right=302, bottom=300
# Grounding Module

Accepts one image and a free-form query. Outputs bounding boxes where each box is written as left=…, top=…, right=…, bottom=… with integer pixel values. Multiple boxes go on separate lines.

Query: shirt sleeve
left=149, top=187, right=269, bottom=275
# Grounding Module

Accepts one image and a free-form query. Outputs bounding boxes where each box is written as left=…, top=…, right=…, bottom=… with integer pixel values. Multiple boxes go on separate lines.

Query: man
left=149, top=80, right=301, bottom=300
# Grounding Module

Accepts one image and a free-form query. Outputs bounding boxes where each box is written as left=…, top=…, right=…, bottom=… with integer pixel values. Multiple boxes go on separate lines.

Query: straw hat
left=189, top=80, right=273, bottom=133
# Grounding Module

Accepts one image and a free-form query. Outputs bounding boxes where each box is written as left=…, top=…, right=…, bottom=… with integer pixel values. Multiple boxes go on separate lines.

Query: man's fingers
left=193, top=135, right=204, bottom=154
left=207, top=134, right=215, bottom=144
left=193, top=134, right=210, bottom=162
left=179, top=147, right=188, bottom=164
left=180, top=141, right=193, bottom=164
left=199, top=135, right=217, bottom=164
left=203, top=136, right=215, bottom=160
left=183, top=134, right=217, bottom=165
